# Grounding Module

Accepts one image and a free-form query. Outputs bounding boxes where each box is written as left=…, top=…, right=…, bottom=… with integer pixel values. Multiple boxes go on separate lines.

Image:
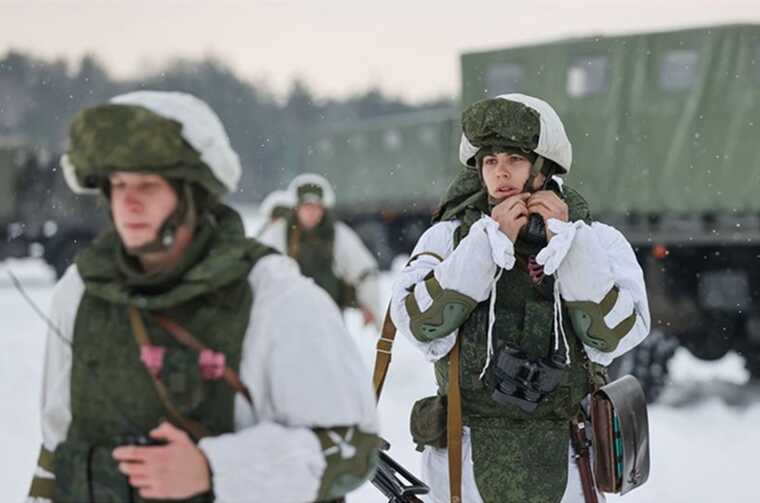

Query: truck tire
left=607, top=329, right=679, bottom=403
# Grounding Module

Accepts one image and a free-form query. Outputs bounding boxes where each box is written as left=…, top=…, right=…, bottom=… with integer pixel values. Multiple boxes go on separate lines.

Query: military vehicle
left=305, top=24, right=760, bottom=399
left=0, top=140, right=101, bottom=277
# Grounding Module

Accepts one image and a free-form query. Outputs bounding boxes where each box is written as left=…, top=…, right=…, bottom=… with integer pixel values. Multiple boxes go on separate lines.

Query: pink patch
left=140, top=345, right=165, bottom=377
left=528, top=255, right=545, bottom=284
left=198, top=349, right=226, bottom=380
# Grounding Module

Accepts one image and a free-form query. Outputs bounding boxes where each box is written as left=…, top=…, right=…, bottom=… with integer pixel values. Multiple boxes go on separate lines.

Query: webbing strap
left=128, top=306, right=210, bottom=441
left=372, top=306, right=397, bottom=400
left=447, top=335, right=463, bottom=503
left=37, top=446, right=55, bottom=472
left=28, top=476, right=56, bottom=499
left=288, top=224, right=301, bottom=259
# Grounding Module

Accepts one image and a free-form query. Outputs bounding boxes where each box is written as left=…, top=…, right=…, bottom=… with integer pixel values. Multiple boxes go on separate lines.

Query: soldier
left=255, top=188, right=294, bottom=237
left=27, top=91, right=379, bottom=503
left=258, top=173, right=382, bottom=327
left=389, top=94, right=651, bottom=503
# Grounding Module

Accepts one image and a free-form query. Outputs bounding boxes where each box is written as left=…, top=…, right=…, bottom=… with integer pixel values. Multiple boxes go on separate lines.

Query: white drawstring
left=553, top=275, right=571, bottom=365
left=479, top=267, right=504, bottom=380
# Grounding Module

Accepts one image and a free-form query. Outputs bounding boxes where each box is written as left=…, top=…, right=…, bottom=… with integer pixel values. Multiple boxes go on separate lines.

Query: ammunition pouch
left=409, top=395, right=448, bottom=451
left=591, top=375, right=650, bottom=495
left=53, top=437, right=213, bottom=503
left=54, top=440, right=132, bottom=503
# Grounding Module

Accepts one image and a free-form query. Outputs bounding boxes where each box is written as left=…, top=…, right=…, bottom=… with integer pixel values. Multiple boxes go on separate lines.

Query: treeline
left=0, top=51, right=451, bottom=199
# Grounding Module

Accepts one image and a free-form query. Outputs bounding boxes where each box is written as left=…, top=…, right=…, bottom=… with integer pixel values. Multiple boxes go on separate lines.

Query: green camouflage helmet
left=460, top=98, right=540, bottom=167
left=61, top=91, right=241, bottom=197
left=459, top=94, right=573, bottom=173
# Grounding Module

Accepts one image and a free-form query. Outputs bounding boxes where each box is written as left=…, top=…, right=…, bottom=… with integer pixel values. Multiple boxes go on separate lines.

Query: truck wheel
left=607, top=329, right=679, bottom=403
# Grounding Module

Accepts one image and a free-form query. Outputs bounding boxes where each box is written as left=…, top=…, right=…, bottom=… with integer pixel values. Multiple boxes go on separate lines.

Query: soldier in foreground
left=389, top=94, right=651, bottom=502
left=259, top=173, right=383, bottom=327
left=27, top=90, right=379, bottom=502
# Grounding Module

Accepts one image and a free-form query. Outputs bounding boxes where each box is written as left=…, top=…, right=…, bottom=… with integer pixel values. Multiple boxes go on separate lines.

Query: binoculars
left=490, top=347, right=567, bottom=413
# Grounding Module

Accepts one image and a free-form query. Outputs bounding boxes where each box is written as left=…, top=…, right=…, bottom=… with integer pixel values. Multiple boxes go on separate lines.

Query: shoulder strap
left=128, top=306, right=210, bottom=441
left=447, top=335, right=463, bottom=503
left=372, top=306, right=397, bottom=400
left=288, top=223, right=301, bottom=259
left=154, top=314, right=253, bottom=406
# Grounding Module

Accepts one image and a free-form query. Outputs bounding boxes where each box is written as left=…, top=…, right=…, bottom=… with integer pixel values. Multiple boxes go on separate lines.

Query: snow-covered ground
left=1, top=259, right=758, bottom=502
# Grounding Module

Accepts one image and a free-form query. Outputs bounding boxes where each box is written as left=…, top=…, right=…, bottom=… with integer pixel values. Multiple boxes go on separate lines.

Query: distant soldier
left=27, top=91, right=379, bottom=503
left=259, top=173, right=383, bottom=327
left=390, top=94, right=651, bottom=503
left=255, top=188, right=294, bottom=237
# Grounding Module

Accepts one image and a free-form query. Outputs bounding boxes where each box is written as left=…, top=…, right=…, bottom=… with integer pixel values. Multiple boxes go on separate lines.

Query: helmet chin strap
left=124, top=182, right=198, bottom=257
left=522, top=156, right=545, bottom=194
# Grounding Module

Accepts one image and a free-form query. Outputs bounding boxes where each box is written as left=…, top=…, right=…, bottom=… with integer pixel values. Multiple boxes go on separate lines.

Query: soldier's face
left=109, top=172, right=178, bottom=248
left=481, top=152, right=534, bottom=200
left=296, top=202, right=325, bottom=230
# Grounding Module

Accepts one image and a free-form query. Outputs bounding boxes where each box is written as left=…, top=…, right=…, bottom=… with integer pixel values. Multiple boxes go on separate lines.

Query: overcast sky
left=3, top=0, right=759, bottom=101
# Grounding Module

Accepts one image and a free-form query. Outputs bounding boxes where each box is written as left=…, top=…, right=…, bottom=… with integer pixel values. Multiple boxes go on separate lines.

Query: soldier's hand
left=113, top=421, right=211, bottom=500
left=527, top=191, right=569, bottom=239
left=491, top=193, right=530, bottom=242
left=360, top=306, right=376, bottom=327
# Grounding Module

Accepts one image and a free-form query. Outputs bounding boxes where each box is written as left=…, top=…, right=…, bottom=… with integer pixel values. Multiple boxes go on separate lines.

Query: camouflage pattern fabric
left=469, top=417, right=569, bottom=503
left=460, top=98, right=541, bottom=166
left=66, top=104, right=226, bottom=195
left=57, top=205, right=274, bottom=502
left=76, top=205, right=274, bottom=309
left=427, top=184, right=595, bottom=503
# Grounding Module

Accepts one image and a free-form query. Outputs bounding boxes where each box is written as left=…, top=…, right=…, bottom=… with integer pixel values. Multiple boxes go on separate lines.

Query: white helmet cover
left=62, top=90, right=242, bottom=194
left=288, top=173, right=336, bottom=208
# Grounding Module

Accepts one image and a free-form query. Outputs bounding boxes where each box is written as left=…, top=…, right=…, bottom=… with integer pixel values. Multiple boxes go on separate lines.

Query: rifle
left=370, top=440, right=428, bottom=503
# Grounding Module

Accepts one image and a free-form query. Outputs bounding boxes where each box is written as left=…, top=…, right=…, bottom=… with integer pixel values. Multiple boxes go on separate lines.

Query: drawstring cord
left=479, top=267, right=504, bottom=380
left=553, top=275, right=571, bottom=365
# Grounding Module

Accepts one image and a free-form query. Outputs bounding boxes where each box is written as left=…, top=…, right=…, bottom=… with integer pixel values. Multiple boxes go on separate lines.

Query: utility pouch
left=409, top=395, right=447, bottom=451
left=591, top=375, right=650, bottom=495
left=54, top=441, right=131, bottom=503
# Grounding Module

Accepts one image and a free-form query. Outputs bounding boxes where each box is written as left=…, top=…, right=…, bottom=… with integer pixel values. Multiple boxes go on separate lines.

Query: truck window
left=383, top=129, right=403, bottom=151
left=659, top=49, right=699, bottom=91
left=566, top=55, right=608, bottom=98
left=485, top=63, right=523, bottom=96
left=348, top=133, right=367, bottom=152
left=417, top=125, right=438, bottom=147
